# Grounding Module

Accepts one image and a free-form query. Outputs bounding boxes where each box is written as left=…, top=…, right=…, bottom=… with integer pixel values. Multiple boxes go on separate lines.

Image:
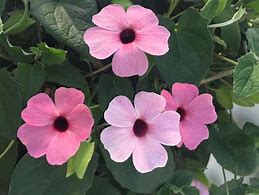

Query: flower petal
left=55, top=87, right=84, bottom=115
left=112, top=44, right=148, bottom=77
left=92, top=4, right=127, bottom=31
left=191, top=180, right=209, bottom=195
left=180, top=120, right=209, bottom=150
left=161, top=89, right=178, bottom=111
left=46, top=131, right=81, bottom=165
left=68, top=104, right=94, bottom=141
left=185, top=94, right=217, bottom=124
left=132, top=137, right=167, bottom=173
left=134, top=91, right=166, bottom=121
left=21, top=93, right=57, bottom=126
left=84, top=27, right=121, bottom=59
left=135, top=25, right=170, bottom=55
left=148, top=111, right=181, bottom=146
left=101, top=126, right=136, bottom=162
left=104, top=96, right=137, bottom=127
left=126, top=5, right=158, bottom=29
left=17, top=124, right=57, bottom=158
left=172, top=83, right=199, bottom=107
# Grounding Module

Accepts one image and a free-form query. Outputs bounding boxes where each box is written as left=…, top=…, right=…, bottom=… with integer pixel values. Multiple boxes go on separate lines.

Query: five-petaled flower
left=17, top=87, right=94, bottom=165
left=161, top=83, right=217, bottom=150
left=84, top=4, right=170, bottom=77
left=191, top=179, right=209, bottom=195
left=100, top=91, right=181, bottom=173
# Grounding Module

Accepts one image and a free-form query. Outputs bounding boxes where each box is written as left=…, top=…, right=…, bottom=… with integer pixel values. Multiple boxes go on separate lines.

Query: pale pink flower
left=161, top=83, right=217, bottom=150
left=84, top=4, right=170, bottom=77
left=191, top=179, right=210, bottom=195
left=17, top=87, right=94, bottom=165
left=100, top=91, right=181, bottom=173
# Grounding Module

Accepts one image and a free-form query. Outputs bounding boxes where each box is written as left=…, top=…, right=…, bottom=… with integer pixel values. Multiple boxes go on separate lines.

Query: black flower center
left=54, top=116, right=69, bottom=132
left=133, top=119, right=148, bottom=137
left=120, top=28, right=136, bottom=44
left=176, top=107, right=186, bottom=121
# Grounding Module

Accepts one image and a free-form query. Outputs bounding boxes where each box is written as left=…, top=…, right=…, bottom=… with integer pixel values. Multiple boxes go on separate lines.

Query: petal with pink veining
left=191, top=180, right=209, bottom=195
left=17, top=123, right=57, bottom=158
left=68, top=104, right=94, bottom=141
left=185, top=94, right=217, bottom=124
left=132, top=137, right=168, bottom=173
left=126, top=5, right=158, bottom=29
left=55, top=87, right=84, bottom=115
left=148, top=111, right=181, bottom=146
left=46, top=131, right=81, bottom=165
left=92, top=4, right=127, bottom=31
left=161, top=90, right=178, bottom=111
left=101, top=126, right=136, bottom=162
left=180, top=120, right=209, bottom=150
left=112, top=44, right=148, bottom=77
left=135, top=25, right=170, bottom=55
left=84, top=27, right=121, bottom=59
left=21, top=93, right=57, bottom=126
left=172, top=83, right=199, bottom=107
left=134, top=91, right=166, bottom=121
left=104, top=96, right=137, bottom=127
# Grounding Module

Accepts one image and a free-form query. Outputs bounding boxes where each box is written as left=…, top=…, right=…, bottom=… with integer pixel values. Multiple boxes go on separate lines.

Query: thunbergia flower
left=161, top=83, right=217, bottom=150
left=191, top=179, right=209, bottom=195
left=84, top=4, right=170, bottom=77
left=17, top=87, right=94, bottom=165
left=100, top=91, right=181, bottom=173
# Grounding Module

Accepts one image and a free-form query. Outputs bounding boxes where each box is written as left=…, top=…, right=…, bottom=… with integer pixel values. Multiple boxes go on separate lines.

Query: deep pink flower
left=100, top=91, right=181, bottom=173
left=17, top=87, right=94, bottom=165
left=191, top=179, right=209, bottom=195
left=84, top=4, right=170, bottom=77
left=161, top=83, right=217, bottom=150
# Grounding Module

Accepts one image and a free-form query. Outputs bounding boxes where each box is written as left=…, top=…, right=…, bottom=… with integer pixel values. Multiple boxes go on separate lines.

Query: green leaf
left=14, top=63, right=46, bottom=102
left=246, top=28, right=259, bottom=56
left=101, top=146, right=175, bottom=193
left=98, top=74, right=134, bottom=110
left=46, top=62, right=90, bottom=99
left=0, top=69, right=22, bottom=140
left=0, top=0, right=6, bottom=15
left=0, top=33, right=34, bottom=63
left=30, top=0, right=97, bottom=56
left=201, top=0, right=227, bottom=20
left=111, top=0, right=133, bottom=9
left=211, top=178, right=246, bottom=195
left=243, top=123, right=259, bottom=144
left=156, top=9, right=213, bottom=85
left=9, top=153, right=98, bottom=195
left=208, top=6, right=245, bottom=28
left=31, top=43, right=67, bottom=66
left=0, top=18, right=3, bottom=34
left=3, top=10, right=35, bottom=35
left=66, top=141, right=95, bottom=179
left=214, top=3, right=241, bottom=52
left=182, top=186, right=199, bottom=195
left=86, top=177, right=121, bottom=195
left=208, top=123, right=257, bottom=176
left=0, top=137, right=17, bottom=194
left=233, top=52, right=259, bottom=98
left=215, top=85, right=233, bottom=109
left=171, top=170, right=193, bottom=187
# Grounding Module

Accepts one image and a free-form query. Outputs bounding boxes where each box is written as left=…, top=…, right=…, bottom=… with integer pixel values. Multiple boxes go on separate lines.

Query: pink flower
left=161, top=83, right=217, bottom=150
left=84, top=4, right=170, bottom=77
left=100, top=91, right=181, bottom=173
left=17, top=87, right=94, bottom=165
left=191, top=179, right=209, bottom=195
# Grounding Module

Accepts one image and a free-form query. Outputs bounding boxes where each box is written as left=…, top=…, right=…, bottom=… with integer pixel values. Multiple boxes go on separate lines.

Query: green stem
left=222, top=167, right=230, bottom=195
left=4, top=0, right=29, bottom=34
left=90, top=104, right=100, bottom=109
left=214, top=53, right=238, bottom=66
left=85, top=63, right=112, bottom=78
left=0, top=140, right=15, bottom=159
left=200, top=69, right=233, bottom=85
left=166, top=0, right=180, bottom=18
left=0, top=52, right=11, bottom=62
